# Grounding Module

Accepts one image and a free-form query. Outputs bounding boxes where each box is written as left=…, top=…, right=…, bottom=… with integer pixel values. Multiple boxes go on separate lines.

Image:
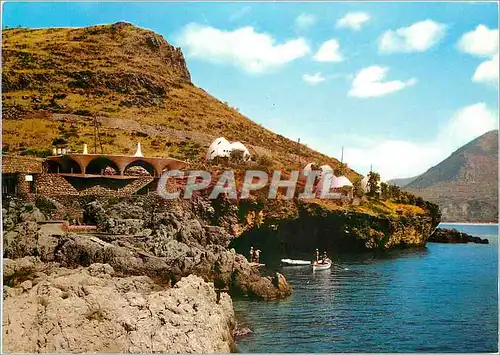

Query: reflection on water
left=234, top=224, right=498, bottom=353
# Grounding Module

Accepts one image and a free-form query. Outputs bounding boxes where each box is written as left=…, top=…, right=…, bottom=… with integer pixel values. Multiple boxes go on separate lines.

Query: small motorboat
left=312, top=258, right=332, bottom=271
left=281, top=258, right=311, bottom=266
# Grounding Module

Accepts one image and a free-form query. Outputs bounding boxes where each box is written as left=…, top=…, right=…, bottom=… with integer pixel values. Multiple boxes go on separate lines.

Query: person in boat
left=314, top=249, right=319, bottom=263
left=322, top=251, right=328, bottom=264
left=254, top=249, right=261, bottom=264
left=249, top=246, right=254, bottom=262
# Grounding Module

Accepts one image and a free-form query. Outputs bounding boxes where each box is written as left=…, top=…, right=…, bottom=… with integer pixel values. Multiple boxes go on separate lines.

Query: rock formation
left=2, top=196, right=292, bottom=301
left=3, top=260, right=236, bottom=353
left=428, top=228, right=489, bottom=244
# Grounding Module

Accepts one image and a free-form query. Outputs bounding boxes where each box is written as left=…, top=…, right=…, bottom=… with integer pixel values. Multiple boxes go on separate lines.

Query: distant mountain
left=404, top=130, right=498, bottom=222
left=387, top=175, right=419, bottom=187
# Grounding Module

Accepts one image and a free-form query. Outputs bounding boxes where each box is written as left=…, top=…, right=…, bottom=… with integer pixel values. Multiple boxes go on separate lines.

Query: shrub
left=35, top=196, right=56, bottom=215
left=230, top=149, right=245, bottom=162
left=257, top=154, right=273, bottom=168
left=52, top=137, right=67, bottom=146
left=73, top=109, right=92, bottom=116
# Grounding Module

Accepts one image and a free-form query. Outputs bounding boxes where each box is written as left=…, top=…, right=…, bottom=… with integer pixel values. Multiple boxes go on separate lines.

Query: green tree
left=387, top=184, right=401, bottom=200
left=367, top=171, right=380, bottom=197
left=380, top=182, right=389, bottom=200
left=352, top=176, right=364, bottom=198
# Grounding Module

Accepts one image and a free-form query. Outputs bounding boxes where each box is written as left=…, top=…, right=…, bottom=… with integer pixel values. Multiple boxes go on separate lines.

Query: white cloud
left=342, top=103, right=498, bottom=179
left=302, top=72, right=326, bottom=85
left=177, top=23, right=310, bottom=73
left=457, top=25, right=499, bottom=85
left=313, top=39, right=343, bottom=62
left=473, top=54, right=499, bottom=84
left=336, top=12, right=370, bottom=31
left=379, top=20, right=446, bottom=54
left=348, top=66, right=416, bottom=98
left=295, top=13, right=316, bottom=31
left=438, top=103, right=499, bottom=148
left=457, top=25, right=499, bottom=57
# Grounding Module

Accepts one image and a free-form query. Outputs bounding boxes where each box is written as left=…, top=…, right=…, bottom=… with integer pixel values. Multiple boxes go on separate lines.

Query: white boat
left=312, top=258, right=332, bottom=271
left=281, top=258, right=311, bottom=266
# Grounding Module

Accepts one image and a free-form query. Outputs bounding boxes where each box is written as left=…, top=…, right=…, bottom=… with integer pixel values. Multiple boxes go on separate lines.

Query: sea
left=233, top=223, right=498, bottom=353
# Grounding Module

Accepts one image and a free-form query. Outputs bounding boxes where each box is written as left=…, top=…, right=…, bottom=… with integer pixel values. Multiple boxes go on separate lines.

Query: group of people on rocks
left=314, top=249, right=329, bottom=264
left=248, top=246, right=262, bottom=264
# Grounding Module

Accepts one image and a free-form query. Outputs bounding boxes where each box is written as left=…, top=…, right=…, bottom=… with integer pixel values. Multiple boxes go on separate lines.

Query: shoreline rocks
left=3, top=196, right=292, bottom=301
left=428, top=228, right=489, bottom=244
left=3, top=261, right=236, bottom=353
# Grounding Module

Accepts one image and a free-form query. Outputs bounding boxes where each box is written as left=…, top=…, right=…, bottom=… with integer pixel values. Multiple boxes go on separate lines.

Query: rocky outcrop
left=428, top=228, right=489, bottom=244
left=3, top=196, right=292, bottom=301
left=3, top=262, right=235, bottom=353
left=231, top=201, right=439, bottom=257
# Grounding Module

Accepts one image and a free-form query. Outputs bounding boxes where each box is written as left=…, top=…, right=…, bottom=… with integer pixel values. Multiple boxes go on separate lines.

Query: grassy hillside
left=2, top=22, right=357, bottom=180
left=404, top=130, right=498, bottom=222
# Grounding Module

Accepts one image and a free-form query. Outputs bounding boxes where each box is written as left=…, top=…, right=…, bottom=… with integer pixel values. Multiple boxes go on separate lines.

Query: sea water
left=233, top=223, right=498, bottom=353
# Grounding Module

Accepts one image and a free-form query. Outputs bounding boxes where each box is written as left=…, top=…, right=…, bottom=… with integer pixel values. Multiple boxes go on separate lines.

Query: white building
left=331, top=175, right=353, bottom=188
left=206, top=137, right=251, bottom=161
left=319, top=165, right=333, bottom=178
left=302, top=162, right=318, bottom=177
left=229, top=141, right=251, bottom=161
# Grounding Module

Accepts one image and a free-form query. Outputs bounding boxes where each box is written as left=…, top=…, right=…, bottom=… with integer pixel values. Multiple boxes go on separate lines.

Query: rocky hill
left=387, top=176, right=419, bottom=188
left=2, top=22, right=353, bottom=177
left=404, top=130, right=498, bottom=222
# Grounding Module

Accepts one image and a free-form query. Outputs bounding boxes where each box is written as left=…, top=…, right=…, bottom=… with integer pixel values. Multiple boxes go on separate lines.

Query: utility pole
left=297, top=138, right=300, bottom=164
left=93, top=116, right=104, bottom=154
left=93, top=116, right=97, bottom=154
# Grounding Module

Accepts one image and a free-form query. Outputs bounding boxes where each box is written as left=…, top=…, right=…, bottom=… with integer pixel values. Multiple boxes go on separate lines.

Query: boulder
left=2, top=265, right=236, bottom=353
left=429, top=228, right=489, bottom=244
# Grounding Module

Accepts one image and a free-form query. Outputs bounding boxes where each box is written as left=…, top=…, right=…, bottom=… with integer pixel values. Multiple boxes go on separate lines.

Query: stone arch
left=47, top=157, right=82, bottom=174
left=85, top=156, right=120, bottom=175
left=47, top=160, right=63, bottom=174
left=124, top=159, right=155, bottom=176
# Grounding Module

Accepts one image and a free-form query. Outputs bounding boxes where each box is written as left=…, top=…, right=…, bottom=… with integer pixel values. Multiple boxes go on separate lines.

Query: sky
left=2, top=1, right=499, bottom=179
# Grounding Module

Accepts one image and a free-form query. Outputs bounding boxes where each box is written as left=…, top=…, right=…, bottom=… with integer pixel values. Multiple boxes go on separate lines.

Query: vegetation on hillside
left=2, top=22, right=356, bottom=181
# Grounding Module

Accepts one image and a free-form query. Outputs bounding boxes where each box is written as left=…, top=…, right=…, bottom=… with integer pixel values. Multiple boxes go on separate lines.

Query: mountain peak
left=404, top=130, right=498, bottom=222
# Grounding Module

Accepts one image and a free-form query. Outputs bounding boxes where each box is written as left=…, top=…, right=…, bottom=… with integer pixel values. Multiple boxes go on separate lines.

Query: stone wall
left=35, top=174, right=79, bottom=195
left=2, top=155, right=43, bottom=174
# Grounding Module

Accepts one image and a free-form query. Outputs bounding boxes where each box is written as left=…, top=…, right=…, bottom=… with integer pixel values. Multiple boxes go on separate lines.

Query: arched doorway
left=47, top=158, right=82, bottom=174
left=85, top=157, right=120, bottom=175
left=124, top=160, right=155, bottom=177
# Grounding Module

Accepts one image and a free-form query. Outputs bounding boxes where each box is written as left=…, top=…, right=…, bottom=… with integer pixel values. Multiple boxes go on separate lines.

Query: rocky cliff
left=3, top=258, right=235, bottom=353
left=231, top=199, right=440, bottom=259
left=3, top=196, right=292, bottom=301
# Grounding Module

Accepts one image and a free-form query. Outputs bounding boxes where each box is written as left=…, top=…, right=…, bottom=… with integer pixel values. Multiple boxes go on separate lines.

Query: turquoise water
left=233, top=224, right=498, bottom=353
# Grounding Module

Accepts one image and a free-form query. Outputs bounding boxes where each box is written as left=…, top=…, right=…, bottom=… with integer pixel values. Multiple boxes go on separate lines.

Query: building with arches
left=2, top=143, right=187, bottom=197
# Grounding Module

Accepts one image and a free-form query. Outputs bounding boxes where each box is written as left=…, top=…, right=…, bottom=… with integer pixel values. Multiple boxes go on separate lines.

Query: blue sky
left=3, top=1, right=499, bottom=179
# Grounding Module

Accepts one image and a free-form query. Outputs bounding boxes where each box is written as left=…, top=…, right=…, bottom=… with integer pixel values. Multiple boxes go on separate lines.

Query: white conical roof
left=134, top=142, right=144, bottom=157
